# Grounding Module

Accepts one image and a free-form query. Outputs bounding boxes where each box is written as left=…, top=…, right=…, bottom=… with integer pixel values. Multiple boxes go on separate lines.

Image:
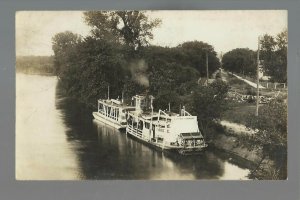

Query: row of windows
left=127, top=116, right=151, bottom=130
left=98, top=104, right=120, bottom=120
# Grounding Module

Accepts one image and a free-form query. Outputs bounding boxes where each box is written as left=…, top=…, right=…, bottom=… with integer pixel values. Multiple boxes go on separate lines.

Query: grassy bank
left=207, top=123, right=261, bottom=172
left=221, top=102, right=256, bottom=125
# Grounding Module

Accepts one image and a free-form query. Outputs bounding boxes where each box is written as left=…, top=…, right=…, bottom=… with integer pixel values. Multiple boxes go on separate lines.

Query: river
left=16, top=73, right=250, bottom=180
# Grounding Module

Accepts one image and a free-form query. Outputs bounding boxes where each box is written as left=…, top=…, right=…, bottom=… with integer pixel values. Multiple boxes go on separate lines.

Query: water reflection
left=16, top=74, right=250, bottom=180
left=16, top=74, right=83, bottom=180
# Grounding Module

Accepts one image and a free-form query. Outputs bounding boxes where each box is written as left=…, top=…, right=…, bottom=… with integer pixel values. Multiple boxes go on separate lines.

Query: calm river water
left=16, top=73, right=250, bottom=180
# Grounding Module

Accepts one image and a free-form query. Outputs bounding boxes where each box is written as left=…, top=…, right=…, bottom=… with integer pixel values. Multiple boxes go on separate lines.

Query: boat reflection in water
left=93, top=120, right=250, bottom=180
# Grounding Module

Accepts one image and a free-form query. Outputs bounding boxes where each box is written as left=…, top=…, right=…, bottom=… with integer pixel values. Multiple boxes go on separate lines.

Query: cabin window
left=138, top=120, right=143, bottom=130
left=116, top=110, right=119, bottom=119
left=110, top=108, right=114, bottom=119
left=107, top=107, right=111, bottom=117
left=133, top=122, right=137, bottom=128
left=103, top=105, right=107, bottom=115
left=145, top=122, right=150, bottom=129
left=127, top=116, right=133, bottom=125
left=99, top=104, right=103, bottom=112
left=152, top=117, right=158, bottom=121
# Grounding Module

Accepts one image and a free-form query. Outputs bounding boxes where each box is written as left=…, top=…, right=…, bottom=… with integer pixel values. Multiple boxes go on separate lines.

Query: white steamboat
left=126, top=95, right=207, bottom=155
left=92, top=91, right=135, bottom=129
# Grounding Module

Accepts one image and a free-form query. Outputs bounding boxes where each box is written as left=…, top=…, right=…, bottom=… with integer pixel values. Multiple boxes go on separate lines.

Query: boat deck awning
left=180, top=132, right=203, bottom=139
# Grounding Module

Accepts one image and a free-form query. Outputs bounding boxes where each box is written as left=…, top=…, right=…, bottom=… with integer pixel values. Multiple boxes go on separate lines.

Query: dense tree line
left=260, top=30, right=287, bottom=83
left=52, top=11, right=221, bottom=107
left=222, top=30, right=287, bottom=83
left=239, top=99, right=287, bottom=179
left=190, top=80, right=230, bottom=138
left=222, top=48, right=256, bottom=76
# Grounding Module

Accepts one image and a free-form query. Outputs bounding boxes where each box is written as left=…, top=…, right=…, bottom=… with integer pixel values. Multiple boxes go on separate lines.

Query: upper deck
left=98, top=99, right=135, bottom=110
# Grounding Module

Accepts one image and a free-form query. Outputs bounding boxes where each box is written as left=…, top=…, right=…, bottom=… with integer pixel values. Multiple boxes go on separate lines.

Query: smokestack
left=107, top=85, right=110, bottom=100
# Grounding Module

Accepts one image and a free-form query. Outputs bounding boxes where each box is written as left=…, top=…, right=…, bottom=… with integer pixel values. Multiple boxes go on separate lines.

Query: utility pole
left=256, top=36, right=260, bottom=117
left=220, top=52, right=223, bottom=69
left=206, top=51, right=209, bottom=85
left=201, top=47, right=209, bottom=86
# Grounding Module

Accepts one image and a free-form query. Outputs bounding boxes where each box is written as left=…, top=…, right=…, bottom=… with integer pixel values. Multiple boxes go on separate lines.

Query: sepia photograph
left=16, top=10, right=287, bottom=180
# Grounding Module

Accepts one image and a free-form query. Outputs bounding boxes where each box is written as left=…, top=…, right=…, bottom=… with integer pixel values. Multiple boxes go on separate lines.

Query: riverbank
left=207, top=123, right=261, bottom=172
left=210, top=134, right=260, bottom=163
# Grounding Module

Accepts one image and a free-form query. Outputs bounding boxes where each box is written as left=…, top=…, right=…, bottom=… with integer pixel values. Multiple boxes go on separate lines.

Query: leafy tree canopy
left=190, top=80, right=230, bottom=137
left=178, top=41, right=220, bottom=76
left=83, top=11, right=161, bottom=51
left=239, top=100, right=287, bottom=179
left=222, top=48, right=256, bottom=76
left=52, top=31, right=82, bottom=76
left=260, top=30, right=287, bottom=83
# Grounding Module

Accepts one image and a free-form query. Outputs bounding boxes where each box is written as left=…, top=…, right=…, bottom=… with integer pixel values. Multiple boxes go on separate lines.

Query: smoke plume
left=129, top=59, right=149, bottom=87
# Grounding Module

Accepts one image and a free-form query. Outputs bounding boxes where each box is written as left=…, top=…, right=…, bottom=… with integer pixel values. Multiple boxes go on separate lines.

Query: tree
left=52, top=12, right=163, bottom=105
left=222, top=48, right=256, bottom=76
left=70, top=36, right=127, bottom=102
left=240, top=100, right=287, bottom=179
left=177, top=41, right=220, bottom=76
left=260, top=30, right=287, bottom=83
left=52, top=31, right=82, bottom=77
left=83, top=11, right=161, bottom=52
left=190, top=80, right=229, bottom=138
left=153, top=90, right=181, bottom=112
left=52, top=32, right=128, bottom=103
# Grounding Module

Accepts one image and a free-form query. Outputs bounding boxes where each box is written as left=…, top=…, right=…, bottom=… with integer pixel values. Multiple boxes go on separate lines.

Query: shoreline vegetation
left=16, top=56, right=55, bottom=75
left=17, top=11, right=287, bottom=180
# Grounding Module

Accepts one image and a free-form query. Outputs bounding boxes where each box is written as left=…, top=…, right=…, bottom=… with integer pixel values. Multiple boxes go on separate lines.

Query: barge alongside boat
left=126, top=95, right=208, bottom=155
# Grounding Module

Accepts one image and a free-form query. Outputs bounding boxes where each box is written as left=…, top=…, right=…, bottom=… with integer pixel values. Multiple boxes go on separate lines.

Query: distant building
left=258, top=64, right=271, bottom=81
left=197, top=77, right=215, bottom=86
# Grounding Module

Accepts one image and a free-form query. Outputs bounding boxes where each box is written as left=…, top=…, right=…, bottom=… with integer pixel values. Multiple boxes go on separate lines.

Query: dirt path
left=232, top=73, right=265, bottom=89
left=219, top=68, right=229, bottom=82
left=220, top=120, right=256, bottom=135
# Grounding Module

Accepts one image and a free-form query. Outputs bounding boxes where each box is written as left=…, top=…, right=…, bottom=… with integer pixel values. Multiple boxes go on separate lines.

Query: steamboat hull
left=93, top=112, right=126, bottom=130
left=126, top=126, right=207, bottom=155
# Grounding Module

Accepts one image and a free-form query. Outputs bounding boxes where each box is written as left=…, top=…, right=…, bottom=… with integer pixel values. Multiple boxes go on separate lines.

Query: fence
left=227, top=91, right=274, bottom=104
left=260, top=82, right=287, bottom=89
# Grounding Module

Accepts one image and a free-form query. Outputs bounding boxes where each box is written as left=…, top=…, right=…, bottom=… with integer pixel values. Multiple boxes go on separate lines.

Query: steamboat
left=92, top=90, right=136, bottom=129
left=126, top=95, right=208, bottom=155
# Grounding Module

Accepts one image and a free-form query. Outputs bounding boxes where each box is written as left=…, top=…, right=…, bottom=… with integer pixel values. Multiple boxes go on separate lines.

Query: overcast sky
left=16, top=10, right=287, bottom=56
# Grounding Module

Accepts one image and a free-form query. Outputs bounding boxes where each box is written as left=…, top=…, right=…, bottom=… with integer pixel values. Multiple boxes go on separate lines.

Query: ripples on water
left=16, top=73, right=250, bottom=180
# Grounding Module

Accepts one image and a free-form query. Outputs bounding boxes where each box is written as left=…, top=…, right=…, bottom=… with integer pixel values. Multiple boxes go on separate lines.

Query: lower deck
left=126, top=124, right=207, bottom=155
left=93, top=112, right=126, bottom=129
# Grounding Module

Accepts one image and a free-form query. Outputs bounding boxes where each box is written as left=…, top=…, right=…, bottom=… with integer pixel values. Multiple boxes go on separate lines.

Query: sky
left=16, top=10, right=287, bottom=56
